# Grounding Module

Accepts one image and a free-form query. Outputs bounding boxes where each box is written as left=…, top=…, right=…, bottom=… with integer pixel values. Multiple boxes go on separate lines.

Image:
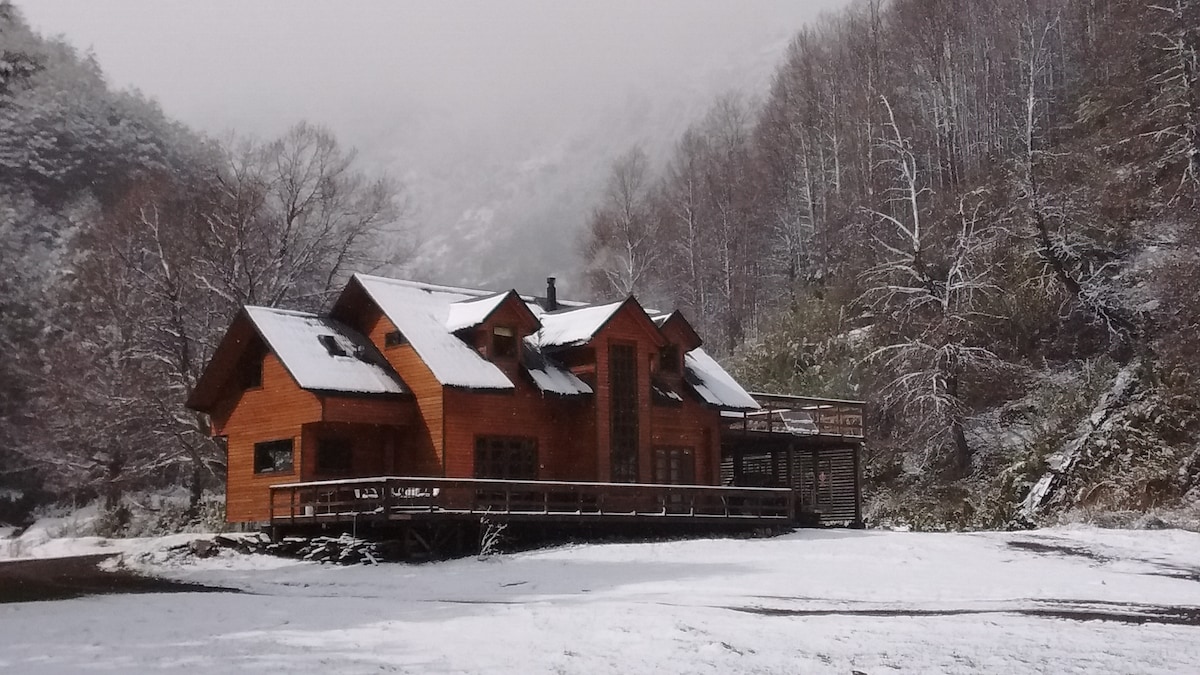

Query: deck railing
left=726, top=393, right=865, bottom=439
left=269, top=476, right=794, bottom=524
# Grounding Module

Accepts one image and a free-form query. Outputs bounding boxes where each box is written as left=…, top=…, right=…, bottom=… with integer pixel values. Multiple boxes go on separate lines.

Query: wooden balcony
left=724, top=393, right=865, bottom=439
left=269, top=476, right=794, bottom=526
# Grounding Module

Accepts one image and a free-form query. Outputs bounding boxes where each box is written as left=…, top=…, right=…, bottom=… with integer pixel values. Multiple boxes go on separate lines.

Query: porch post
left=851, top=443, right=865, bottom=528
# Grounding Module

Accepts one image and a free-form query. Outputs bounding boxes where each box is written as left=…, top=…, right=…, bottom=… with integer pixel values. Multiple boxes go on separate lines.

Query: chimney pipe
left=545, top=277, right=558, bottom=311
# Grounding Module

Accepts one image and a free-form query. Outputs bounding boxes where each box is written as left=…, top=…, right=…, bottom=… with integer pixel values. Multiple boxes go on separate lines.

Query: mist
left=20, top=0, right=850, bottom=294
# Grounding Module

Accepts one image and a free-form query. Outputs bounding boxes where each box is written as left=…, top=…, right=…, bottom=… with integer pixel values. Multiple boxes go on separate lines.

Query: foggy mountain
left=394, top=36, right=796, bottom=297
left=19, top=0, right=849, bottom=297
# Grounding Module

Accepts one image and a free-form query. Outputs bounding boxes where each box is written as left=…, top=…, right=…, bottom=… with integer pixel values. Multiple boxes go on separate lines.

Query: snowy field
left=2, top=527, right=1200, bottom=674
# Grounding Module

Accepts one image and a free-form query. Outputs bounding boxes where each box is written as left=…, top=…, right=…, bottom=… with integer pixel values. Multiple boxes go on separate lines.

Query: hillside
left=577, top=0, right=1200, bottom=528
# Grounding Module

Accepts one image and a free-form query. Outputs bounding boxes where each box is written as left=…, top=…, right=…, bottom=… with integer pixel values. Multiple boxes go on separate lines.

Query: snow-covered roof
left=444, top=291, right=517, bottom=333
left=522, top=339, right=593, bottom=396
left=534, top=301, right=625, bottom=349
left=244, top=306, right=406, bottom=396
left=684, top=348, right=760, bottom=410
left=352, top=274, right=515, bottom=390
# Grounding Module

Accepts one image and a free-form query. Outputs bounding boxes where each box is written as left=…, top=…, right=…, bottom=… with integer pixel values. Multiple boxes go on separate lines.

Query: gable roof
left=534, top=297, right=667, bottom=350
left=445, top=290, right=536, bottom=333
left=187, top=306, right=405, bottom=412
left=684, top=348, right=760, bottom=411
left=653, top=310, right=703, bottom=352
left=522, top=339, right=593, bottom=396
left=344, top=274, right=516, bottom=390
left=534, top=301, right=625, bottom=349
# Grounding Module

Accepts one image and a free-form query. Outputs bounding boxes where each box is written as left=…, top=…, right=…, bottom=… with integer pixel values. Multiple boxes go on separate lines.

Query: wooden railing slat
left=269, top=477, right=794, bottom=524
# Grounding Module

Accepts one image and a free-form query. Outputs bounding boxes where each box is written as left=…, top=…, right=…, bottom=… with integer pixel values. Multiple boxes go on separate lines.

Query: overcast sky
left=18, top=0, right=850, bottom=289
left=20, top=1, right=846, bottom=145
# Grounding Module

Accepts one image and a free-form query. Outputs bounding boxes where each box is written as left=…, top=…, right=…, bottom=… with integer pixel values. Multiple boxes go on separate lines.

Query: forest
left=581, top=0, right=1200, bottom=526
left=0, top=2, right=412, bottom=529
left=2, top=0, right=1199, bottom=531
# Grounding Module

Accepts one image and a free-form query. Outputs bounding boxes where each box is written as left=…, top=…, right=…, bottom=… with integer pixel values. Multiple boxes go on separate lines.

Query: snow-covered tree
left=582, top=145, right=662, bottom=300
left=861, top=99, right=1009, bottom=477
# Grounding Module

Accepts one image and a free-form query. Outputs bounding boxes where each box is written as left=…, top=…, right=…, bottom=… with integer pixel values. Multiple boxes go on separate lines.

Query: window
left=384, top=330, right=407, bottom=348
left=316, top=438, right=352, bottom=474
left=609, top=343, right=639, bottom=482
left=474, top=436, right=538, bottom=479
left=492, top=326, right=517, bottom=358
left=654, top=447, right=695, bottom=485
left=318, top=334, right=347, bottom=357
left=659, top=345, right=680, bottom=373
left=253, top=439, right=294, bottom=474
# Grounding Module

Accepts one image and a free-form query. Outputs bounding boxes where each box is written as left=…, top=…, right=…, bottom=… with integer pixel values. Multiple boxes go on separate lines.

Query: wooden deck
left=726, top=393, right=865, bottom=439
left=270, top=476, right=794, bottom=527
left=721, top=394, right=867, bottom=526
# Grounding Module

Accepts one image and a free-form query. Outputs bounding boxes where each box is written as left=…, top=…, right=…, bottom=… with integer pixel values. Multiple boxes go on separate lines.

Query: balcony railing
left=269, top=476, right=794, bottom=524
left=723, top=393, right=865, bottom=439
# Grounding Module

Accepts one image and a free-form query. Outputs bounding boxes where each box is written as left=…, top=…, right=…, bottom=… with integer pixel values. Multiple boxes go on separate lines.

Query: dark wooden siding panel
left=650, top=404, right=722, bottom=485
left=320, top=396, right=413, bottom=426
left=442, top=386, right=596, bottom=481
left=222, top=352, right=322, bottom=522
left=794, top=447, right=859, bottom=523
left=300, top=421, right=397, bottom=480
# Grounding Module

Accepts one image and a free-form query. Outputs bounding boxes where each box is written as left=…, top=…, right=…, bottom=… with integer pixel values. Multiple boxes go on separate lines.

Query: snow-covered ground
left=2, top=527, right=1200, bottom=673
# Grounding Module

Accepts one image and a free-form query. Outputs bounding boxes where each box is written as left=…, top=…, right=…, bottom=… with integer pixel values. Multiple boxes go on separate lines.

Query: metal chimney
left=545, top=277, right=558, bottom=311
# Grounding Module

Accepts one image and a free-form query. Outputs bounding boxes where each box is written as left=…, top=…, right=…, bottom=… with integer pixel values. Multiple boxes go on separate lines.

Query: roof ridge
left=244, top=305, right=319, bottom=318
left=353, top=272, right=592, bottom=308
left=353, top=273, right=495, bottom=298
left=451, top=289, right=514, bottom=305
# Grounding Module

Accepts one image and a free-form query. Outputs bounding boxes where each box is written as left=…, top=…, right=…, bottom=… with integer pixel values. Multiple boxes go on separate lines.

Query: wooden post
left=851, top=443, right=865, bottom=528
left=785, top=440, right=795, bottom=489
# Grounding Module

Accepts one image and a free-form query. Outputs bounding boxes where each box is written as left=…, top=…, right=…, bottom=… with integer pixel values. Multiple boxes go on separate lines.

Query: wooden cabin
left=187, top=275, right=864, bottom=532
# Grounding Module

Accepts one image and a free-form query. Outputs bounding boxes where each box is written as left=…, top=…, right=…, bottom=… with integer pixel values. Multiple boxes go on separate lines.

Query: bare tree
left=197, top=122, right=409, bottom=312
left=21, top=123, right=411, bottom=517
left=1015, top=8, right=1138, bottom=342
left=582, top=145, right=663, bottom=299
left=862, top=98, right=1007, bottom=476
left=1149, top=0, right=1200, bottom=192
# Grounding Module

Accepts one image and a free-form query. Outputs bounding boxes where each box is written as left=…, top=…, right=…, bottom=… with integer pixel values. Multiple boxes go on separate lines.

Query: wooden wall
left=441, top=297, right=596, bottom=480
left=438, top=302, right=724, bottom=486
left=649, top=405, right=722, bottom=484
left=360, top=306, right=445, bottom=475
left=215, top=291, right=733, bottom=523
left=218, top=352, right=322, bottom=522
left=590, top=308, right=659, bottom=483
left=299, top=421, right=400, bottom=479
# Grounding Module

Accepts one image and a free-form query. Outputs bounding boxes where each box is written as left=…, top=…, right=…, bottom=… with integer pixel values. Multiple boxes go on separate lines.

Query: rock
left=188, top=539, right=218, bottom=558
left=212, top=534, right=239, bottom=548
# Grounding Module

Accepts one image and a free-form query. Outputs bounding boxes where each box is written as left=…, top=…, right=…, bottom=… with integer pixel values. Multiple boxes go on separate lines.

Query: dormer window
left=384, top=330, right=408, bottom=348
left=492, top=326, right=517, bottom=358
left=659, top=345, right=680, bottom=373
left=318, top=334, right=347, bottom=357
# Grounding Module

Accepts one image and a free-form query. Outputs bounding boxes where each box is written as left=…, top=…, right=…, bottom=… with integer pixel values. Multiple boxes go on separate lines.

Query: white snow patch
left=1023, top=362, right=1140, bottom=520
left=2, top=528, right=1200, bottom=673
left=685, top=347, right=760, bottom=410
left=523, top=339, right=593, bottom=396
left=444, top=291, right=514, bottom=332
left=534, top=301, right=625, bottom=348
left=355, top=274, right=515, bottom=390
left=246, top=306, right=405, bottom=396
